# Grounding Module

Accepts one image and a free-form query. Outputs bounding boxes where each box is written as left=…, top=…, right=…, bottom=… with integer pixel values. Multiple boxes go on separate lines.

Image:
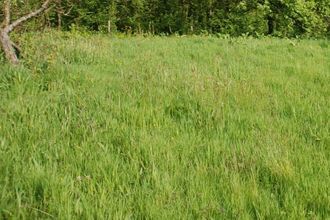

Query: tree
left=54, top=0, right=75, bottom=30
left=0, top=0, right=52, bottom=65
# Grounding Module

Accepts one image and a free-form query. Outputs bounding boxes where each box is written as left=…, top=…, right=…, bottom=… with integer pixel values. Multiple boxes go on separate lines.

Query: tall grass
left=0, top=32, right=329, bottom=219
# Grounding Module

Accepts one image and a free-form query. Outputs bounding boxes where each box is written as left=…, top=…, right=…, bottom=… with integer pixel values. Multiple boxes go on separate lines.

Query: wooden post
left=108, top=20, right=111, bottom=34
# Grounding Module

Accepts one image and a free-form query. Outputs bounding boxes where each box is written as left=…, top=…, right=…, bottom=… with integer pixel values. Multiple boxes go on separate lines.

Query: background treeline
left=1, top=0, right=330, bottom=37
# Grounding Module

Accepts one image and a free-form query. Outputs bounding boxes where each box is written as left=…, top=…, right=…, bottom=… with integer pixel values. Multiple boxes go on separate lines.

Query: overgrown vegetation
left=0, top=32, right=329, bottom=218
left=1, top=0, right=330, bottom=37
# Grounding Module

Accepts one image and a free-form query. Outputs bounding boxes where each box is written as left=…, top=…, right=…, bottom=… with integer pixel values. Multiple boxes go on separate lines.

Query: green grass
left=0, top=32, right=329, bottom=219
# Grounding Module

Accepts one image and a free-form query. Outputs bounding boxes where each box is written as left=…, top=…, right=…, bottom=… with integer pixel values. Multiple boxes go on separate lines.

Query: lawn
left=0, top=33, right=329, bottom=219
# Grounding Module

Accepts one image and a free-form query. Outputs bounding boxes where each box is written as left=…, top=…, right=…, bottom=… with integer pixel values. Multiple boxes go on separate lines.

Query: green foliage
left=1, top=0, right=329, bottom=37
left=64, top=0, right=330, bottom=37
left=0, top=33, right=329, bottom=218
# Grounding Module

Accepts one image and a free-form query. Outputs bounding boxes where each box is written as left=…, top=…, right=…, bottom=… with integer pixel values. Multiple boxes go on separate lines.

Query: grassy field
left=0, top=33, right=329, bottom=219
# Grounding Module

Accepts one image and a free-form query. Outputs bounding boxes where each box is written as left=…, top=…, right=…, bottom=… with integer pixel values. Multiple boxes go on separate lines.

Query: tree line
left=1, top=0, right=329, bottom=64
left=53, top=0, right=330, bottom=37
left=1, top=0, right=329, bottom=38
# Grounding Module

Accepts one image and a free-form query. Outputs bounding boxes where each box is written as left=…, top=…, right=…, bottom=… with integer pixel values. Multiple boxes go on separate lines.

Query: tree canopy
left=1, top=0, right=330, bottom=37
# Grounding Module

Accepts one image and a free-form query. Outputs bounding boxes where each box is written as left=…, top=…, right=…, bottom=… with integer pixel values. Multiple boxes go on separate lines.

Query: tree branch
left=1, top=0, right=11, bottom=28
left=7, top=0, right=52, bottom=33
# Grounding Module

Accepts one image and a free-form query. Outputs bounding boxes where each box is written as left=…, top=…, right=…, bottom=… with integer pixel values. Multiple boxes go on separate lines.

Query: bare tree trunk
left=0, top=0, right=52, bottom=65
left=0, top=29, right=19, bottom=65
left=108, top=20, right=111, bottom=34
left=55, top=0, right=74, bottom=31
left=58, top=12, right=62, bottom=30
left=56, top=0, right=62, bottom=30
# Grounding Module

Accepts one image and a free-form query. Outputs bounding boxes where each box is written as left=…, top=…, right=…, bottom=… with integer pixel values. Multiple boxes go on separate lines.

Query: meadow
left=0, top=33, right=329, bottom=219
